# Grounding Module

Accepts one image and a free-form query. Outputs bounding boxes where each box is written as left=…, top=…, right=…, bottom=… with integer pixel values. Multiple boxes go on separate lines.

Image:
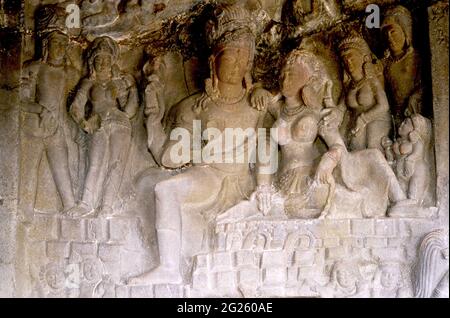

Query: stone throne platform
left=22, top=202, right=439, bottom=298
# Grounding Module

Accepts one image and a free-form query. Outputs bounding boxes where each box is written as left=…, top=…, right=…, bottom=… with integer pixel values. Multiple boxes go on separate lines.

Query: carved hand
left=315, top=154, right=337, bottom=185
left=351, top=114, right=367, bottom=136
left=250, top=87, right=272, bottom=111
left=381, top=136, right=393, bottom=149
left=144, top=82, right=164, bottom=122
left=319, top=107, right=343, bottom=131
left=251, top=184, right=276, bottom=215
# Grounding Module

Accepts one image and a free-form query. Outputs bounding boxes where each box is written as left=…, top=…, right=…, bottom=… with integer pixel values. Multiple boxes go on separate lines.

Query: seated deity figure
left=339, top=35, right=392, bottom=152
left=382, top=5, right=423, bottom=127
left=128, top=3, right=269, bottom=285
left=69, top=36, right=139, bottom=217
left=384, top=113, right=434, bottom=216
left=253, top=48, right=409, bottom=219
left=19, top=30, right=81, bottom=218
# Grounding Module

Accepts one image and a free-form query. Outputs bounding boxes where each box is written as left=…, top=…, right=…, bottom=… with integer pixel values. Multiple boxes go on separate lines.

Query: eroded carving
left=7, top=0, right=447, bottom=299
left=69, top=36, right=139, bottom=217
left=19, top=30, right=81, bottom=218
left=414, top=229, right=449, bottom=298
left=382, top=5, right=423, bottom=126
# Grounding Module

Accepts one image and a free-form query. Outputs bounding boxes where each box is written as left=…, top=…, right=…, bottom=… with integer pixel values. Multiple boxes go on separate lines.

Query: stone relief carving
left=339, top=34, right=391, bottom=152
left=128, top=2, right=268, bottom=286
left=19, top=30, right=82, bottom=219
left=414, top=229, right=449, bottom=298
left=381, top=5, right=423, bottom=127
left=386, top=113, right=435, bottom=217
left=282, top=0, right=342, bottom=37
left=247, top=42, right=410, bottom=220
left=68, top=36, right=139, bottom=217
left=2, top=0, right=447, bottom=298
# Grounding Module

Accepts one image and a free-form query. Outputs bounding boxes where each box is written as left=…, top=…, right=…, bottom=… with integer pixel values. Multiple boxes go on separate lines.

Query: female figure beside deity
left=69, top=36, right=139, bottom=217
left=339, top=35, right=392, bottom=152
left=253, top=47, right=409, bottom=219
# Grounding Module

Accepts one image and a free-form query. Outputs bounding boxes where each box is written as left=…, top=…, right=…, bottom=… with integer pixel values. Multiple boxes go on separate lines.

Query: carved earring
left=210, top=56, right=220, bottom=94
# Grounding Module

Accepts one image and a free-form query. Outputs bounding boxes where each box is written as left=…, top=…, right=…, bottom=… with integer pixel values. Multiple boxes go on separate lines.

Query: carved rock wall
left=0, top=0, right=448, bottom=298
left=189, top=218, right=437, bottom=297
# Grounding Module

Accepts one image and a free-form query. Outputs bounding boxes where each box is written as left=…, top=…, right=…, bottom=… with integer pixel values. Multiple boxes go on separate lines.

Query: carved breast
left=355, top=83, right=376, bottom=111
left=399, top=141, right=414, bottom=155
left=90, top=81, right=117, bottom=104
left=291, top=114, right=319, bottom=143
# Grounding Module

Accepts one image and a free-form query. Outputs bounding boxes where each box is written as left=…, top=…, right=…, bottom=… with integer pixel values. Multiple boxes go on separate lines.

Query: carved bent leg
left=98, top=124, right=132, bottom=216
left=340, top=149, right=408, bottom=217
left=128, top=166, right=223, bottom=285
left=45, top=132, right=76, bottom=213
left=69, top=129, right=108, bottom=218
left=370, top=150, right=407, bottom=204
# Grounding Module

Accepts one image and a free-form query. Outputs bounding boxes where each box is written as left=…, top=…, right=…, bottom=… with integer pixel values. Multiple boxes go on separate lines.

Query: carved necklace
left=390, top=47, right=413, bottom=64
left=281, top=103, right=307, bottom=121
left=205, top=78, right=247, bottom=107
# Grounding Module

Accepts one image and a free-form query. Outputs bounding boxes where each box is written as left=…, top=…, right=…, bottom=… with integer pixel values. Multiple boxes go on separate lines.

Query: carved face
left=380, top=266, right=401, bottom=289
left=47, top=33, right=68, bottom=61
left=94, top=53, right=113, bottom=75
left=384, top=23, right=406, bottom=56
left=341, top=48, right=364, bottom=82
left=398, top=117, right=414, bottom=137
left=281, top=60, right=311, bottom=99
left=214, top=47, right=250, bottom=85
left=336, top=268, right=357, bottom=289
left=45, top=266, right=65, bottom=290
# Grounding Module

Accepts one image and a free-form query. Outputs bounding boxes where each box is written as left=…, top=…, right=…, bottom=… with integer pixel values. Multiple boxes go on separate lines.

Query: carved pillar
left=0, top=0, right=22, bottom=297
left=428, top=1, right=449, bottom=228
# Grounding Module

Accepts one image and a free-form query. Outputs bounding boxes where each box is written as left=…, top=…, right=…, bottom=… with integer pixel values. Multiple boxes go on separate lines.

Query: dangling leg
left=46, top=132, right=76, bottom=213
left=98, top=125, right=131, bottom=216
left=69, top=129, right=107, bottom=217
left=128, top=167, right=222, bottom=285
left=128, top=175, right=185, bottom=285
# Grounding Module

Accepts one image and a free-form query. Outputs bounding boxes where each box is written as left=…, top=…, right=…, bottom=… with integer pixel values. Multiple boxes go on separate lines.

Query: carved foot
left=127, top=266, right=182, bottom=286
left=96, top=205, right=115, bottom=218
left=68, top=202, right=95, bottom=218
left=61, top=204, right=78, bottom=216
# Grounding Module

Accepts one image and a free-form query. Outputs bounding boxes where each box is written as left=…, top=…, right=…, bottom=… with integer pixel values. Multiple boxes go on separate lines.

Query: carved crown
left=88, top=36, right=119, bottom=61
left=206, top=2, right=256, bottom=52
left=339, top=35, right=373, bottom=57
left=382, top=5, right=413, bottom=43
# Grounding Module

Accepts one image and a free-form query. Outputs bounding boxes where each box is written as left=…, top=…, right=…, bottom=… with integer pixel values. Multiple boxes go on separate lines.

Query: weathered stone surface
left=0, top=0, right=448, bottom=299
